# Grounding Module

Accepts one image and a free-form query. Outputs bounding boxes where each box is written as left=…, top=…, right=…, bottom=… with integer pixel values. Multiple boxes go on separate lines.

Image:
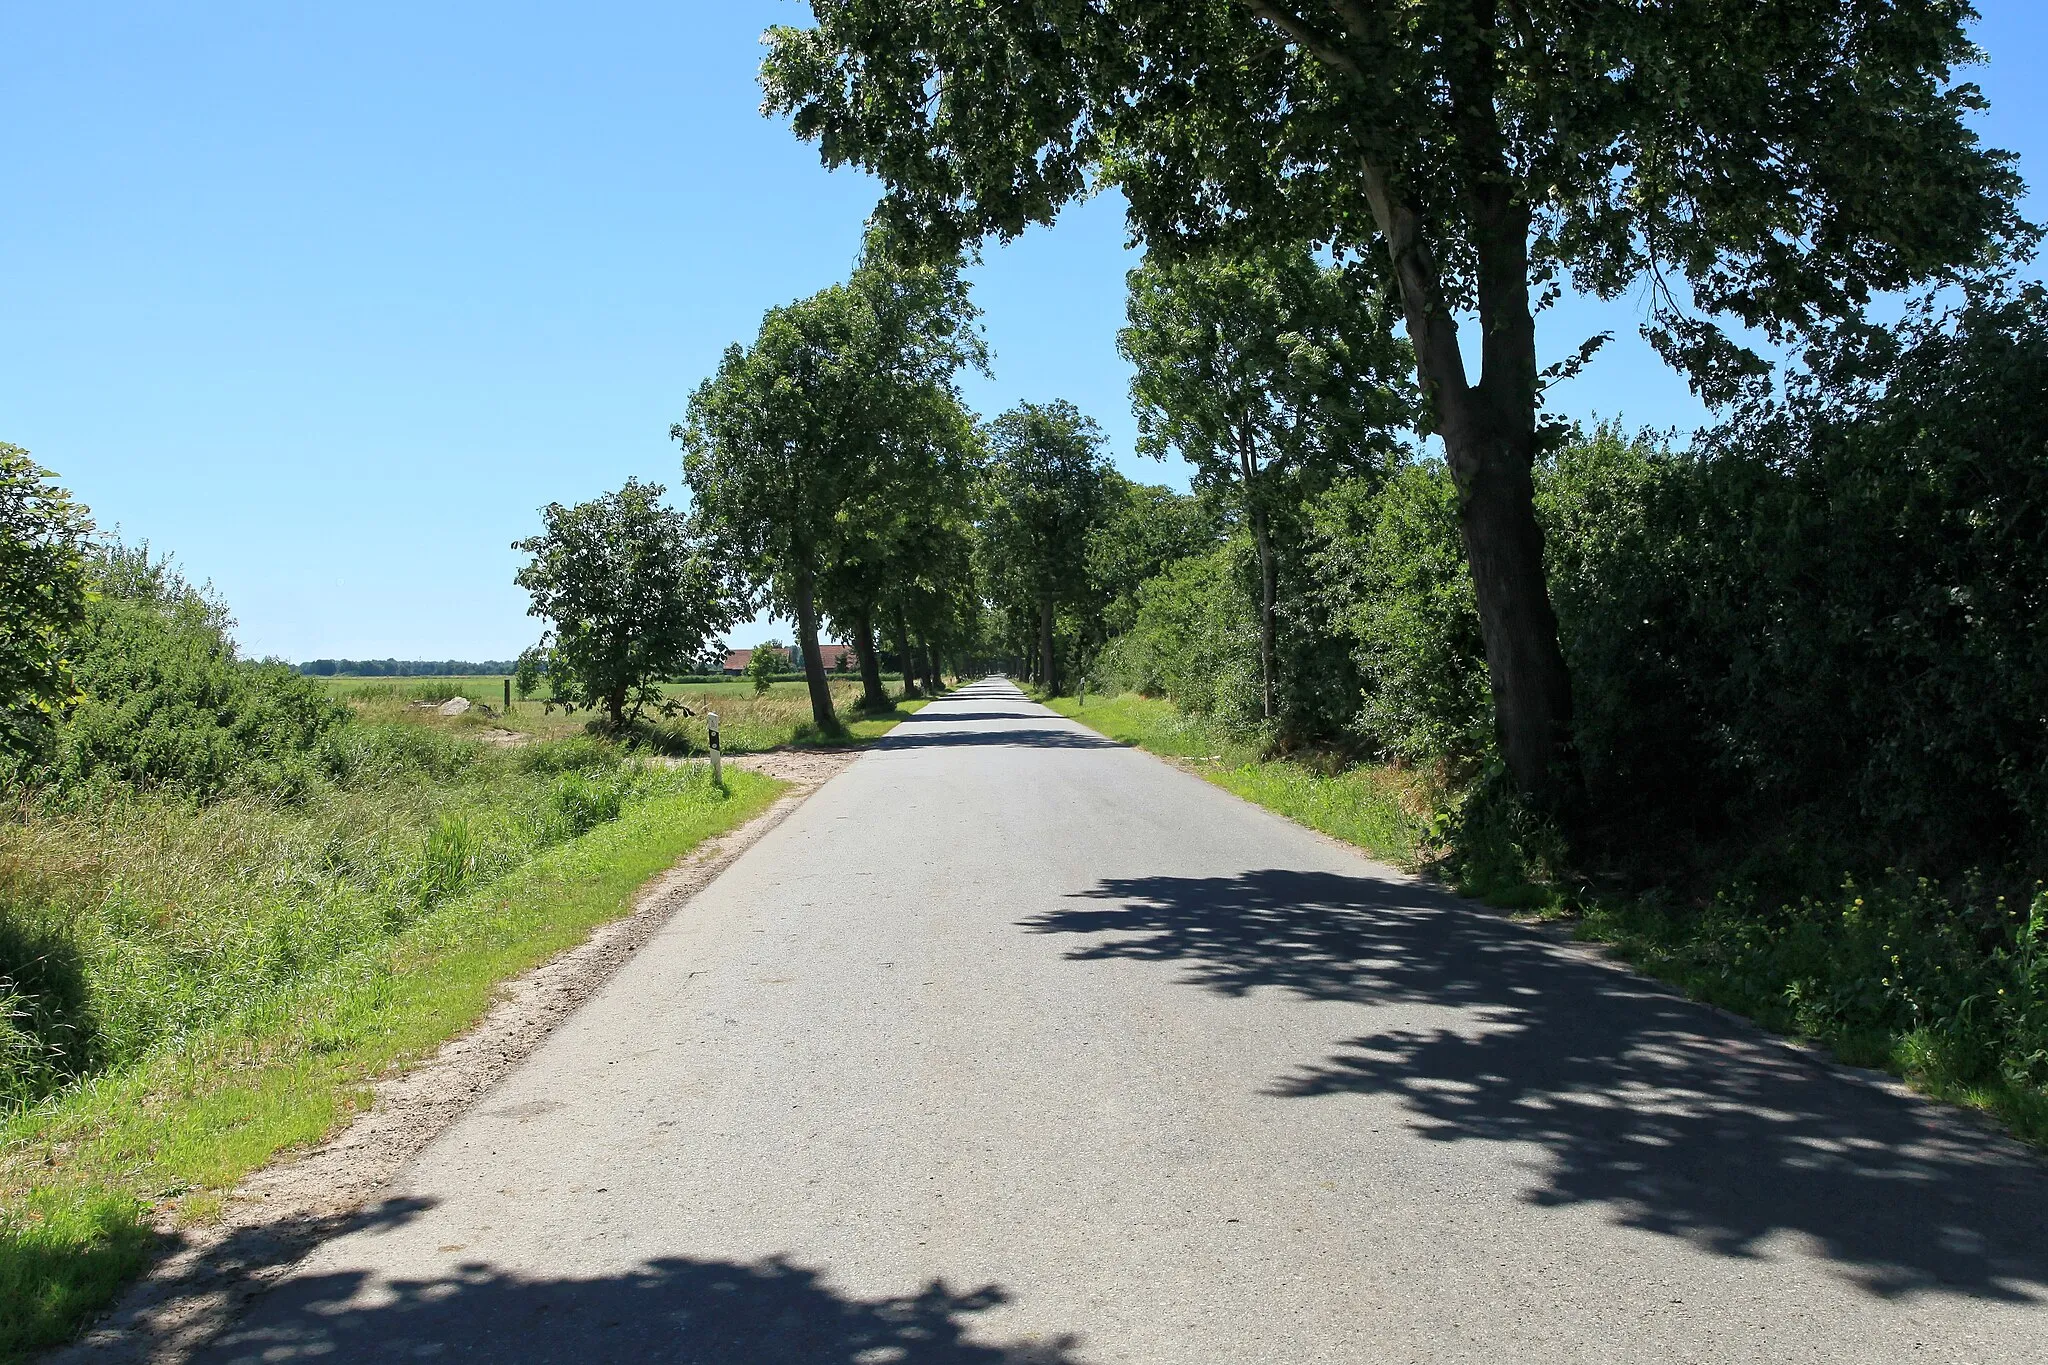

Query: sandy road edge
left=49, top=750, right=860, bottom=1365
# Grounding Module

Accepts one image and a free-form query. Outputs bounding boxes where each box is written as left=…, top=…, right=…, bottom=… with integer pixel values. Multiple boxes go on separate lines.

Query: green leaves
left=512, top=479, right=735, bottom=728
left=764, top=0, right=2030, bottom=397
left=1120, top=246, right=1412, bottom=492
left=0, top=445, right=93, bottom=760
left=979, top=400, right=1112, bottom=612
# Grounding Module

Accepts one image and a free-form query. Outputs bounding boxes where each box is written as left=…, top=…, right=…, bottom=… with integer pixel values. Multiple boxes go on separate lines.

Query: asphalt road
left=201, top=679, right=2048, bottom=1363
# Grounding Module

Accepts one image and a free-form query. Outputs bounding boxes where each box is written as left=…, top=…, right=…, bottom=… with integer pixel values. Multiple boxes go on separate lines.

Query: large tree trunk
left=1038, top=596, right=1060, bottom=695
left=606, top=682, right=627, bottom=730
left=852, top=607, right=888, bottom=712
left=894, top=606, right=921, bottom=699
left=1238, top=427, right=1277, bottom=722
left=922, top=641, right=942, bottom=695
left=791, top=567, right=839, bottom=734
left=1359, top=165, right=1580, bottom=810
left=1254, top=507, right=1276, bottom=722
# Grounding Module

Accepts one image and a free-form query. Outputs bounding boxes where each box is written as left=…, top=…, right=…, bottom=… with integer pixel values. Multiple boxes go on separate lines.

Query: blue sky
left=4, top=2, right=2042, bottom=661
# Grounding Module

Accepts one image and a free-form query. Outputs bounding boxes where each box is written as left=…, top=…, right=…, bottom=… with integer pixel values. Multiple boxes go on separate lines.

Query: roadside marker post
left=503, top=678, right=512, bottom=713
left=707, top=711, right=721, bottom=788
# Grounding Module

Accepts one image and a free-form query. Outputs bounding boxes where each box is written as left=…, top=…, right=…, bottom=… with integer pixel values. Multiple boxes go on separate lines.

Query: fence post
left=503, top=677, right=512, bottom=713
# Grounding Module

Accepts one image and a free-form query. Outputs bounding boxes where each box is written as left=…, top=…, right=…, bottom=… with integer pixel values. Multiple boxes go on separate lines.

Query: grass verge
left=0, top=769, right=781, bottom=1361
left=1044, top=694, right=1430, bottom=868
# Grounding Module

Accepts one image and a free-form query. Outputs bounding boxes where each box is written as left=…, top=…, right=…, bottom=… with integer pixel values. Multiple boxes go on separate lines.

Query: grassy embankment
left=2, top=673, right=939, bottom=1359
left=1048, top=691, right=2048, bottom=1148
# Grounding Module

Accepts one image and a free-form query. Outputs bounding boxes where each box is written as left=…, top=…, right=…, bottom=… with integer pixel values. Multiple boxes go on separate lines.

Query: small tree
left=1121, top=248, right=1411, bottom=719
left=746, top=641, right=785, bottom=695
left=0, top=445, right=93, bottom=758
left=512, top=479, right=736, bottom=729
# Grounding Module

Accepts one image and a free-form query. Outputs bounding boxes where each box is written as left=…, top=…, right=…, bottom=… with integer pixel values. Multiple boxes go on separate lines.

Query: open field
left=321, top=676, right=925, bottom=752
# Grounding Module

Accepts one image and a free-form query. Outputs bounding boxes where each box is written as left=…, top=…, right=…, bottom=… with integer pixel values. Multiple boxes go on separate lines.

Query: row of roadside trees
left=512, top=230, right=1169, bottom=736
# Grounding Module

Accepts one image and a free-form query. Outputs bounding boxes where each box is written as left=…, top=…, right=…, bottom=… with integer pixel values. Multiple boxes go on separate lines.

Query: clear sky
left=4, top=2, right=2042, bottom=662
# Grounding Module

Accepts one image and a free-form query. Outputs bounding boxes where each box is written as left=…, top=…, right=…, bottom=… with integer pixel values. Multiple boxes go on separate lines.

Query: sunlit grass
left=1046, top=693, right=1431, bottom=868
left=336, top=678, right=927, bottom=753
left=0, top=754, right=780, bottom=1360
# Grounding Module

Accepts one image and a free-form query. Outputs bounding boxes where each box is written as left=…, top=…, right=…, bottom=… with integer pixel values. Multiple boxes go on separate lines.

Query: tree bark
left=1358, top=161, right=1580, bottom=810
left=1038, top=596, right=1060, bottom=695
left=1253, top=504, right=1276, bottom=722
left=853, top=607, right=889, bottom=711
left=791, top=566, right=839, bottom=734
left=894, top=606, right=920, bottom=699
left=922, top=641, right=942, bottom=694
left=606, top=682, right=627, bottom=730
left=1241, top=427, right=1276, bottom=722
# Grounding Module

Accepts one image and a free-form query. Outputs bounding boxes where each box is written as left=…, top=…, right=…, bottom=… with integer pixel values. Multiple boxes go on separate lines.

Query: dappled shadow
left=876, top=714, right=1119, bottom=752
left=1025, top=869, right=2048, bottom=1303
left=200, top=1253, right=1086, bottom=1364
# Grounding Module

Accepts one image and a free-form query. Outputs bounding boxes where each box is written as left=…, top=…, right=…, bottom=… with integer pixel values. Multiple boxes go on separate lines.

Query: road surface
left=201, top=679, right=2048, bottom=1362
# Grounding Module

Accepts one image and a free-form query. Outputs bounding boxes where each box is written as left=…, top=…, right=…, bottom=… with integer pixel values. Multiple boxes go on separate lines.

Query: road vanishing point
left=200, top=679, right=2047, bottom=1363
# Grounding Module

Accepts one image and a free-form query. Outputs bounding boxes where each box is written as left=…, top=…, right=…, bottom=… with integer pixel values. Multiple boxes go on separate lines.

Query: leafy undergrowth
left=1044, top=693, right=1431, bottom=869
left=0, top=758, right=780, bottom=1361
left=1575, top=883, right=2048, bottom=1147
left=1051, top=690, right=2048, bottom=1150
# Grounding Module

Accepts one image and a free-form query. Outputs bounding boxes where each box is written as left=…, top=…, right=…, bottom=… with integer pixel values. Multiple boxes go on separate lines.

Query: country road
left=198, top=679, right=2048, bottom=1363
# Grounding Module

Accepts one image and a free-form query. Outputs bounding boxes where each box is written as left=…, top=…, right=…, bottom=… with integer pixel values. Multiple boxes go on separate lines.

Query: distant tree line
left=297, top=659, right=520, bottom=677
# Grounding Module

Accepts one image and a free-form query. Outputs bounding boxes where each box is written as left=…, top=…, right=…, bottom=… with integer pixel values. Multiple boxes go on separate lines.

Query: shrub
left=1310, top=464, right=1490, bottom=767
left=1105, top=546, right=1262, bottom=726
left=34, top=546, right=346, bottom=800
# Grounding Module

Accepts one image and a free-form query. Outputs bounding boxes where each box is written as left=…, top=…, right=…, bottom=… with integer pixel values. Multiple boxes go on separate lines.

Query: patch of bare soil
left=474, top=727, right=529, bottom=747
left=50, top=753, right=859, bottom=1364
left=728, top=747, right=864, bottom=785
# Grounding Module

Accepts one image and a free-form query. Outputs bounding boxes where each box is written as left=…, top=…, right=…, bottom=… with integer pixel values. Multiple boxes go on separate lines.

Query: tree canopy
left=680, top=233, right=984, bottom=730
left=513, top=478, right=734, bottom=728
left=762, top=0, right=2032, bottom=806
left=1121, top=246, right=1412, bottom=717
left=979, top=401, right=1113, bottom=694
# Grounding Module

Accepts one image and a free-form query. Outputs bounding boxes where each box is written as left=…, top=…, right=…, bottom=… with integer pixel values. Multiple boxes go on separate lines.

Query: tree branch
left=1235, top=0, right=1363, bottom=80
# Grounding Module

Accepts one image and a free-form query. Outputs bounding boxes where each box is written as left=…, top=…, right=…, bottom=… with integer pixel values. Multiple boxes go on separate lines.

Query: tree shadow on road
left=202, top=1251, right=1086, bottom=1364
left=876, top=717, right=1119, bottom=751
left=1025, top=868, right=2048, bottom=1304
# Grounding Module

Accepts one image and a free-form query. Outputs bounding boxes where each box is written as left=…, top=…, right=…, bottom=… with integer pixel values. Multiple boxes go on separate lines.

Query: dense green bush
left=1310, top=464, right=1490, bottom=768
left=29, top=546, right=346, bottom=800
left=1093, top=545, right=1261, bottom=725
left=1538, top=288, right=2048, bottom=876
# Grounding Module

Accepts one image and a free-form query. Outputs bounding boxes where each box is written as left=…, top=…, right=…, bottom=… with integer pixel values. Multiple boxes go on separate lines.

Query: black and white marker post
left=707, top=710, right=721, bottom=788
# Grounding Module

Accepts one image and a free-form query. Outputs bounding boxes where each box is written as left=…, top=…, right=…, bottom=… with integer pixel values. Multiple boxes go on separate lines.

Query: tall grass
left=0, top=724, right=692, bottom=1113
left=0, top=763, right=780, bottom=1360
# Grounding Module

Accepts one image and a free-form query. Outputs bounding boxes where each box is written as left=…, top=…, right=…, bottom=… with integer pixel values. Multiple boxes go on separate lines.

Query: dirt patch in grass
left=45, top=778, right=828, bottom=1365
left=729, top=747, right=864, bottom=786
